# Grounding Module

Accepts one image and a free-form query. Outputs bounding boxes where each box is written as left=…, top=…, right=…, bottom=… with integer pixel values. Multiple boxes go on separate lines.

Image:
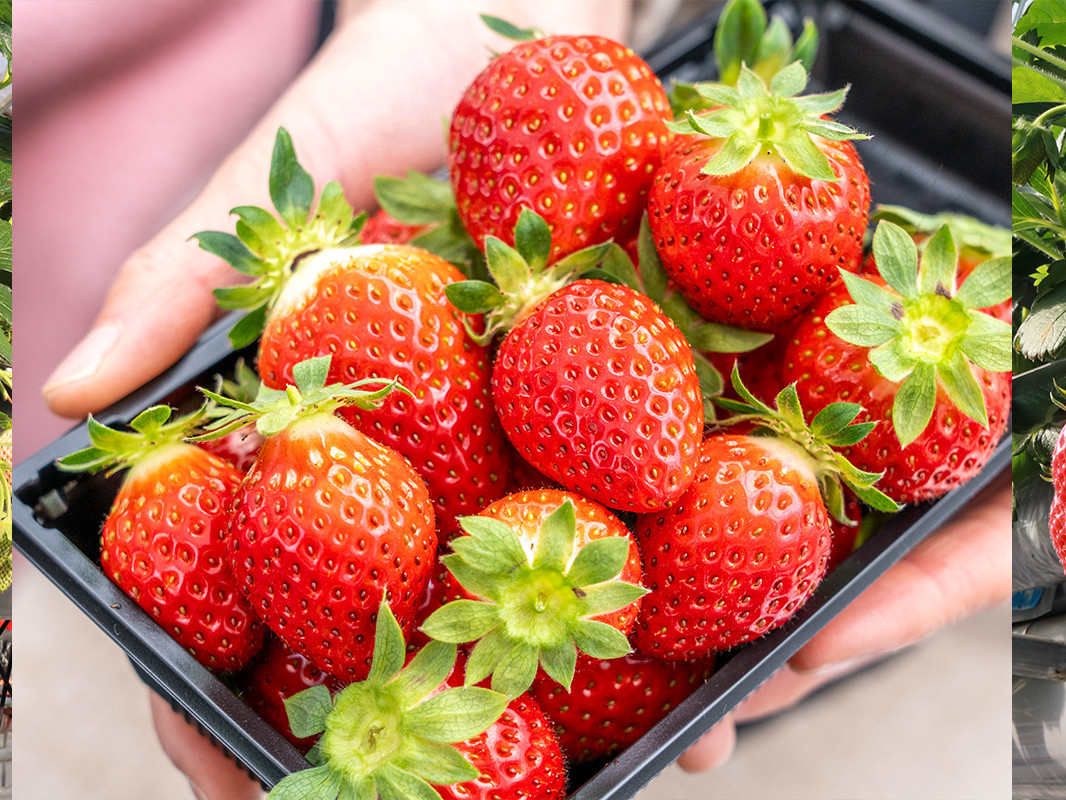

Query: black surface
left=13, top=1, right=1009, bottom=795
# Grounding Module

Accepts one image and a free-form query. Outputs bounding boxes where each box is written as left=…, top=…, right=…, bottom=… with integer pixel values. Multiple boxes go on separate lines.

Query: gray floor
left=15, top=548, right=1008, bottom=800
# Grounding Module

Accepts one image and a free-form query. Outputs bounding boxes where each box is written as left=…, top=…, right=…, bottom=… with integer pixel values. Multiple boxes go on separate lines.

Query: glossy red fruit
left=1050, top=425, right=1066, bottom=574
left=107, top=444, right=264, bottom=671
left=633, top=434, right=832, bottom=659
left=197, top=424, right=262, bottom=474
left=530, top=651, right=714, bottom=763
left=258, top=243, right=510, bottom=540
left=449, top=34, right=672, bottom=262
left=237, top=634, right=339, bottom=752
left=228, top=409, right=437, bottom=682
left=648, top=134, right=868, bottom=332
left=492, top=279, right=704, bottom=511
left=781, top=280, right=1010, bottom=504
left=360, top=207, right=430, bottom=245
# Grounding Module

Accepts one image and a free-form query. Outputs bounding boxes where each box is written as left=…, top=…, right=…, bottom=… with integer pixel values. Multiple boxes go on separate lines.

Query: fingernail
left=791, top=652, right=884, bottom=678
left=42, top=322, right=121, bottom=395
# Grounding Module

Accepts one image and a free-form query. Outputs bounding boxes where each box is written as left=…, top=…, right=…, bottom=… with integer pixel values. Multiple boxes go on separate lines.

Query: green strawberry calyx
left=668, top=61, right=867, bottom=182
left=445, top=208, right=615, bottom=345
left=267, top=603, right=509, bottom=800
left=193, top=355, right=409, bottom=441
left=421, top=499, right=648, bottom=698
left=825, top=220, right=1011, bottom=448
left=193, top=127, right=366, bottom=349
left=56, top=405, right=208, bottom=475
left=716, top=367, right=899, bottom=523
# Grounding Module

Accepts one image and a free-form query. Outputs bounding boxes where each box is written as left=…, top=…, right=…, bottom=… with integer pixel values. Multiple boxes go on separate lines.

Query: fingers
left=148, top=692, right=265, bottom=800
left=676, top=713, right=736, bottom=773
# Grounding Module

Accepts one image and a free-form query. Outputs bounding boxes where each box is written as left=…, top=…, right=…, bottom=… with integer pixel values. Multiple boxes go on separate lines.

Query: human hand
left=677, top=469, right=1011, bottom=771
left=41, top=0, right=629, bottom=420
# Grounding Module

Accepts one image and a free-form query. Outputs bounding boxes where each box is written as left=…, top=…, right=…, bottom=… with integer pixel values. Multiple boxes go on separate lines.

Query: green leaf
left=891, top=361, right=936, bottom=448
left=284, top=685, right=333, bottom=740
left=490, top=643, right=540, bottom=698
left=769, top=61, right=807, bottom=98
left=373, top=171, right=455, bottom=225
left=194, top=231, right=261, bottom=275
left=539, top=641, right=577, bottom=691
left=576, top=581, right=648, bottom=619
left=1014, top=282, right=1066, bottom=361
left=792, top=19, right=818, bottom=72
left=960, top=312, right=1012, bottom=372
left=637, top=215, right=670, bottom=303
left=573, top=619, right=632, bottom=660
left=686, top=322, right=773, bottom=353
left=714, top=0, right=767, bottom=86
left=954, top=256, right=1011, bottom=309
left=868, top=336, right=919, bottom=384
left=375, top=764, right=442, bottom=800
left=366, top=605, right=406, bottom=687
left=792, top=86, right=850, bottom=117
left=701, top=134, right=761, bottom=176
left=809, top=403, right=864, bottom=438
left=266, top=765, right=341, bottom=800
left=451, top=516, right=530, bottom=573
left=389, top=640, right=457, bottom=710
left=420, top=600, right=500, bottom=644
left=228, top=305, right=269, bottom=350
left=464, top=627, right=512, bottom=686
left=513, top=209, right=553, bottom=271
left=440, top=556, right=501, bottom=602
left=773, top=383, right=806, bottom=431
left=480, top=13, right=540, bottom=41
left=340, top=776, right=375, bottom=800
left=595, top=243, right=642, bottom=291
left=871, top=221, right=920, bottom=298
left=214, top=283, right=270, bottom=311
left=847, top=480, right=900, bottom=514
left=775, top=130, right=836, bottom=181
left=405, top=687, right=509, bottom=743
left=565, top=537, right=631, bottom=587
left=394, top=738, right=478, bottom=786
left=693, top=352, right=724, bottom=419
left=532, top=500, right=577, bottom=572
left=823, top=304, right=900, bottom=347
left=445, top=280, right=504, bottom=315
left=270, top=128, right=315, bottom=230
left=916, top=225, right=957, bottom=297
left=936, top=351, right=988, bottom=429
left=1013, top=63, right=1066, bottom=104
left=484, top=236, right=533, bottom=295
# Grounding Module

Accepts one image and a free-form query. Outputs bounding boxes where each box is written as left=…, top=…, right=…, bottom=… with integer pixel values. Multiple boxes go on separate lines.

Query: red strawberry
left=204, top=356, right=438, bottom=682
left=195, top=129, right=510, bottom=541
left=1050, top=424, right=1066, bottom=573
left=265, top=604, right=516, bottom=800
left=197, top=359, right=263, bottom=473
left=447, top=210, right=705, bottom=512
left=422, top=489, right=647, bottom=698
left=647, top=63, right=869, bottom=332
left=825, top=488, right=864, bottom=574
left=360, top=207, right=430, bottom=245
left=448, top=26, right=673, bottom=262
left=530, top=650, right=714, bottom=763
left=237, top=634, right=339, bottom=752
left=781, top=220, right=1011, bottom=504
left=58, top=407, right=264, bottom=672
left=632, top=375, right=897, bottom=659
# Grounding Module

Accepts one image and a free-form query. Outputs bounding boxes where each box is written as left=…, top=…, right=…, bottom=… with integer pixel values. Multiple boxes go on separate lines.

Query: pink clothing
left=16, top=0, right=320, bottom=455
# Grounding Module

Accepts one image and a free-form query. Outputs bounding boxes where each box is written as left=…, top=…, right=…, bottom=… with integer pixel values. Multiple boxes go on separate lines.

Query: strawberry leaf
left=367, top=604, right=406, bottom=687
left=464, top=627, right=511, bottom=686
left=916, top=225, right=958, bottom=296
left=269, top=128, right=315, bottom=230
left=573, top=619, right=631, bottom=660
left=565, top=536, right=630, bottom=587
left=389, top=640, right=457, bottom=710
left=405, top=687, right=509, bottom=743
left=266, top=765, right=342, bottom=800
left=393, top=738, right=478, bottom=786
left=576, top=582, right=648, bottom=619
left=532, top=500, right=576, bottom=572
left=450, top=516, right=528, bottom=572
left=937, top=350, right=989, bottom=430
left=892, top=362, right=937, bottom=448
left=373, top=171, right=455, bottom=226
left=375, top=765, right=441, bottom=800
left=514, top=208, right=552, bottom=271
left=193, top=231, right=260, bottom=275
left=228, top=306, right=269, bottom=350
left=955, top=255, right=1012, bottom=308
left=539, top=641, right=577, bottom=691
left=284, top=685, right=333, bottom=740
left=871, top=221, right=920, bottom=298
left=479, top=13, right=540, bottom=41
left=960, top=313, right=1012, bottom=372
left=419, top=600, right=500, bottom=643
left=491, top=644, right=540, bottom=698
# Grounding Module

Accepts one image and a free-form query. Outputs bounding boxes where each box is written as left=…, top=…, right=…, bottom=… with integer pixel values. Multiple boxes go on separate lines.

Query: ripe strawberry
left=647, top=63, right=870, bottom=332
left=781, top=220, right=1011, bottom=504
left=447, top=210, right=705, bottom=511
left=530, top=650, right=714, bottom=763
left=197, top=359, right=263, bottom=473
left=201, top=356, right=438, bottom=681
left=237, top=634, right=339, bottom=752
left=195, top=128, right=510, bottom=540
left=633, top=374, right=897, bottom=659
left=448, top=23, right=673, bottom=262
left=265, top=604, right=513, bottom=800
left=58, top=406, right=264, bottom=672
left=1050, top=424, right=1066, bottom=574
left=866, top=204, right=1012, bottom=322
left=360, top=207, right=430, bottom=245
left=422, top=489, right=647, bottom=698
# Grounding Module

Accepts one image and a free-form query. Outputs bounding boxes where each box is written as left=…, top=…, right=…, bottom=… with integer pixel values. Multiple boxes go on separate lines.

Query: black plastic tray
left=13, top=1, right=1009, bottom=796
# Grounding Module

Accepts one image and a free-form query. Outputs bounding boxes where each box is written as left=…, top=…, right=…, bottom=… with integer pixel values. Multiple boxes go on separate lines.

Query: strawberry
left=647, top=63, right=870, bottom=332
left=781, top=220, right=1011, bottom=504
left=236, top=633, right=339, bottom=753
left=448, top=20, right=673, bottom=262
left=359, top=207, right=429, bottom=246
left=197, top=359, right=263, bottom=473
left=265, top=604, right=513, bottom=800
left=529, top=650, right=714, bottom=763
left=57, top=406, right=264, bottom=672
left=633, top=373, right=897, bottom=659
left=200, top=356, right=438, bottom=682
left=422, top=489, right=647, bottom=698
left=1050, top=423, right=1066, bottom=574
left=194, top=128, right=510, bottom=540
left=447, top=210, right=705, bottom=511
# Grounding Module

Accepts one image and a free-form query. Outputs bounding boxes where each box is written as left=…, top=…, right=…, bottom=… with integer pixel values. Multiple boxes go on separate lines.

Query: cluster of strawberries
left=61, top=3, right=1010, bottom=799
